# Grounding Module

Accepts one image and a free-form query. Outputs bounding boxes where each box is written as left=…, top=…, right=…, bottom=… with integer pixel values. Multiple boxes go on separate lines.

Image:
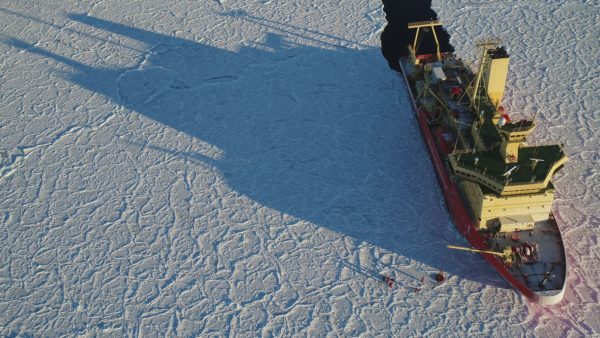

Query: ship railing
left=450, top=157, right=551, bottom=194
left=456, top=163, right=547, bottom=186
left=452, top=149, right=472, bottom=154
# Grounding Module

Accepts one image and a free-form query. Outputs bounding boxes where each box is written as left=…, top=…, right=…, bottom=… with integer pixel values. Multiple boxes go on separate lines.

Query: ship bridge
left=449, top=145, right=567, bottom=196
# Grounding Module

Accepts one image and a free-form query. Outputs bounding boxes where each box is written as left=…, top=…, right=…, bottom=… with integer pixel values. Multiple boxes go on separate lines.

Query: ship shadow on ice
left=4, top=12, right=508, bottom=288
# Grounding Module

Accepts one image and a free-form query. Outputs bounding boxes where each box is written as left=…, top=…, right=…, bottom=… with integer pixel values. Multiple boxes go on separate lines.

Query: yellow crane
left=408, top=20, right=443, bottom=61
left=447, top=245, right=514, bottom=264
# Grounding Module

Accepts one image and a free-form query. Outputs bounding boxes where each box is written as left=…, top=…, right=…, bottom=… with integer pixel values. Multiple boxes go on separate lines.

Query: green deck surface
left=453, top=145, right=565, bottom=185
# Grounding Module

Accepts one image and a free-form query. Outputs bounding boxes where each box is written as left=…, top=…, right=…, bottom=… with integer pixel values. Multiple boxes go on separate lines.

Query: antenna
left=472, top=123, right=481, bottom=153
left=532, top=110, right=540, bottom=123
left=530, top=158, right=544, bottom=170
left=502, top=165, right=519, bottom=177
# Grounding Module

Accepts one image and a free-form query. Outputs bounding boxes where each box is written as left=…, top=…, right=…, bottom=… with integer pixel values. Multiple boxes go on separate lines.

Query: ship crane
left=447, top=245, right=513, bottom=264
left=407, top=20, right=443, bottom=61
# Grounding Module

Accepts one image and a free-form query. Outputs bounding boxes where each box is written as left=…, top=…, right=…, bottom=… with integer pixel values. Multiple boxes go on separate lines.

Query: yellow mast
left=469, top=40, right=500, bottom=113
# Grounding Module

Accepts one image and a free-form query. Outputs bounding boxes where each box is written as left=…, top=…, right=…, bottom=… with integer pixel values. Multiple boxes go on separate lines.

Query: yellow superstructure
left=498, top=124, right=534, bottom=164
left=461, top=180, right=555, bottom=231
left=449, top=44, right=567, bottom=233
left=483, top=51, right=510, bottom=107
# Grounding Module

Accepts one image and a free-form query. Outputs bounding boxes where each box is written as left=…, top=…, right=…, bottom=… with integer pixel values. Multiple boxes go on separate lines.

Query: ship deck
left=453, top=145, right=566, bottom=185
left=487, top=217, right=567, bottom=293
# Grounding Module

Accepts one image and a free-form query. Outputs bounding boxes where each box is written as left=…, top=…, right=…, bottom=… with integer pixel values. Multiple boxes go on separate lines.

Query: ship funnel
left=483, top=46, right=510, bottom=106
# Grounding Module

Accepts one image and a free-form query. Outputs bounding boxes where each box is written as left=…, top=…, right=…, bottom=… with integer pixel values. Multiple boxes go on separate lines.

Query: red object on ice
left=383, top=275, right=395, bottom=288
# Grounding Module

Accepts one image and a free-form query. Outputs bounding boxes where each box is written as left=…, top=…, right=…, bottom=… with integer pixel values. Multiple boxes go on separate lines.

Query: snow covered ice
left=0, top=0, right=598, bottom=336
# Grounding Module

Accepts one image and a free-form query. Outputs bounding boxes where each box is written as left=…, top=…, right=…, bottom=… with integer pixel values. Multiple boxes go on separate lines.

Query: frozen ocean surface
left=0, top=0, right=597, bottom=336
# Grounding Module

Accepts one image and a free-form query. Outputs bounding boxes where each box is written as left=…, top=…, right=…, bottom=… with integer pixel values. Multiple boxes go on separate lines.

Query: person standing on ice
left=383, top=275, right=394, bottom=288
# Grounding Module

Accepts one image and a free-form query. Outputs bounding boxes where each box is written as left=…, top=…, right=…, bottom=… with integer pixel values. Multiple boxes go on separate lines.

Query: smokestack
left=483, top=46, right=510, bottom=106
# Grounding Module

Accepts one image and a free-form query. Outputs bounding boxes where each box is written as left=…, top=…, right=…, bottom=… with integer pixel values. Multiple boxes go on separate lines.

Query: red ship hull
left=399, top=62, right=538, bottom=301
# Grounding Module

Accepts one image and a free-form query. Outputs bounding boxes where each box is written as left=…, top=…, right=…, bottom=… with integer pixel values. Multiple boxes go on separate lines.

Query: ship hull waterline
left=398, top=57, right=566, bottom=306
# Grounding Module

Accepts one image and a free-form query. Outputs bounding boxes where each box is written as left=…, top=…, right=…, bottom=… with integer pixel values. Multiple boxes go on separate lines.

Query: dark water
left=380, top=0, right=454, bottom=70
